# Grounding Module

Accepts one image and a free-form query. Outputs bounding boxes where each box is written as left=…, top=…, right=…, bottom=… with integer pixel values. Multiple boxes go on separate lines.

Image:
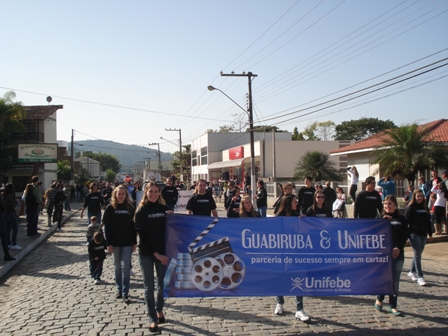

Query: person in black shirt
left=274, top=182, right=294, bottom=214
left=305, top=190, right=333, bottom=218
left=254, top=180, right=267, bottom=217
left=88, top=231, right=107, bottom=284
left=274, top=194, right=311, bottom=322
left=53, top=183, right=66, bottom=232
left=239, top=195, right=260, bottom=217
left=405, top=190, right=432, bottom=285
left=354, top=176, right=383, bottom=218
left=135, top=182, right=172, bottom=333
left=161, top=177, right=179, bottom=211
left=227, top=187, right=241, bottom=218
left=186, top=179, right=218, bottom=217
left=102, top=182, right=113, bottom=205
left=103, top=185, right=136, bottom=303
left=374, top=195, right=408, bottom=316
left=323, top=182, right=336, bottom=215
left=81, top=182, right=105, bottom=224
left=298, top=176, right=316, bottom=215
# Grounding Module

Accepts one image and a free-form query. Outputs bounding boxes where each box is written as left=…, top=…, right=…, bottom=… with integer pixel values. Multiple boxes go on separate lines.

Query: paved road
left=1, top=212, right=447, bottom=335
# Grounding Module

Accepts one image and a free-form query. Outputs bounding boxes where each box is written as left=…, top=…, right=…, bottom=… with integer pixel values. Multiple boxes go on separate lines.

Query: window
left=13, top=176, right=30, bottom=193
left=192, top=150, right=197, bottom=166
left=201, top=146, right=207, bottom=165
left=22, top=121, right=37, bottom=133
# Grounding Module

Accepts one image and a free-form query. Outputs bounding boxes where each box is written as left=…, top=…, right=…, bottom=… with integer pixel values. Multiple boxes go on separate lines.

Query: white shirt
left=348, top=169, right=359, bottom=185
left=431, top=186, right=447, bottom=207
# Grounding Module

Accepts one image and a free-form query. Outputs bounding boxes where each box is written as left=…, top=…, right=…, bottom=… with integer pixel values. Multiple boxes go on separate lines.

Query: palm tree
left=293, top=151, right=341, bottom=182
left=372, top=123, right=448, bottom=184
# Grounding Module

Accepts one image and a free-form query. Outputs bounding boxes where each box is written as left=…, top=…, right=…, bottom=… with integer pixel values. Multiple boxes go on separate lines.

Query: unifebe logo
left=291, top=276, right=351, bottom=293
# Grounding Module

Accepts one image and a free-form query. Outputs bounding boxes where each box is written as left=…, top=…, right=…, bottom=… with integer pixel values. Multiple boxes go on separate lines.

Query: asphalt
left=1, top=200, right=448, bottom=335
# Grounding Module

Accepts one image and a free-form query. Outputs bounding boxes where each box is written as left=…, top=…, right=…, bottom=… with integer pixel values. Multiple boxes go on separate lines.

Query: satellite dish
left=46, top=96, right=52, bottom=103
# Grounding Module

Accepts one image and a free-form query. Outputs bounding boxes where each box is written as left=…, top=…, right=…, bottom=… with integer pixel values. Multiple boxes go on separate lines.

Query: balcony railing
left=10, top=132, right=45, bottom=142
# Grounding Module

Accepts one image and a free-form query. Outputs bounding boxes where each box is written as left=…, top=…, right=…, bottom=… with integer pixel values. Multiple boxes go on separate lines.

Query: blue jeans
left=88, top=212, right=101, bottom=225
left=4, top=213, right=18, bottom=246
left=409, top=234, right=427, bottom=278
left=276, top=296, right=304, bottom=311
left=90, top=260, right=104, bottom=280
left=53, top=206, right=63, bottom=229
left=258, top=206, right=267, bottom=217
left=64, top=197, right=71, bottom=211
left=112, top=246, right=133, bottom=296
left=377, top=252, right=404, bottom=309
left=139, top=254, right=166, bottom=324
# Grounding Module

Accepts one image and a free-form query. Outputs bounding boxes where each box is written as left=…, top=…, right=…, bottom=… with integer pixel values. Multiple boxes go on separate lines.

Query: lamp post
left=208, top=71, right=257, bottom=204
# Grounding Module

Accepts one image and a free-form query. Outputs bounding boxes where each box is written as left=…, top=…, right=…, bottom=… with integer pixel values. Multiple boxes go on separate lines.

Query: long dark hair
left=311, top=190, right=326, bottom=212
left=275, top=194, right=296, bottom=216
left=408, top=189, right=428, bottom=211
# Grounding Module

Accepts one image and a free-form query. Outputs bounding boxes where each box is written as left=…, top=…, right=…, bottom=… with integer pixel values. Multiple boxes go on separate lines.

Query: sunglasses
left=316, top=196, right=325, bottom=199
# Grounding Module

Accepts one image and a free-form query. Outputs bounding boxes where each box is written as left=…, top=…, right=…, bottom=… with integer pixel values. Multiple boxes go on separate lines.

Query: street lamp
left=148, top=142, right=163, bottom=170
left=208, top=75, right=257, bottom=205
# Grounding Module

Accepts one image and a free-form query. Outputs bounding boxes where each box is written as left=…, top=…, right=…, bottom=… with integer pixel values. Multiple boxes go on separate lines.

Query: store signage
left=229, top=146, right=244, bottom=160
left=18, top=143, right=58, bottom=163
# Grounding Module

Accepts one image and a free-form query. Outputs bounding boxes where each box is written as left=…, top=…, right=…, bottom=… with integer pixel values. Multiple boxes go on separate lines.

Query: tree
left=335, top=118, right=396, bottom=141
left=292, top=127, right=304, bottom=140
left=171, top=144, right=191, bottom=181
left=372, top=123, right=448, bottom=184
left=315, top=121, right=336, bottom=140
left=57, top=160, right=72, bottom=181
left=0, top=91, right=26, bottom=176
left=293, top=151, right=341, bottom=182
left=83, top=152, right=121, bottom=173
left=249, top=125, right=287, bottom=133
left=105, top=169, right=117, bottom=182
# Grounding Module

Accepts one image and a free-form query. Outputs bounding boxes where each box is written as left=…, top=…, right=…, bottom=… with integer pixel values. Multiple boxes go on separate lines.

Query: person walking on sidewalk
left=45, top=182, right=58, bottom=227
left=135, top=182, right=172, bottom=333
left=103, top=185, right=136, bottom=304
left=63, top=184, right=71, bottom=211
left=405, top=190, right=432, bottom=286
left=25, top=176, right=43, bottom=237
left=430, top=182, right=447, bottom=235
left=3, top=184, right=21, bottom=250
left=53, top=183, right=66, bottom=232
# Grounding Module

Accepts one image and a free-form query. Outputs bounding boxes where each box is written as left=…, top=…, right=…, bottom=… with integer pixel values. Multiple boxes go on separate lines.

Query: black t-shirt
left=102, top=187, right=113, bottom=204
left=135, top=201, right=168, bottom=256
left=161, top=185, right=179, bottom=205
left=354, top=190, right=383, bottom=218
left=405, top=203, right=432, bottom=236
left=227, top=196, right=241, bottom=218
left=256, top=187, right=267, bottom=208
left=298, top=187, right=316, bottom=213
left=323, top=187, right=336, bottom=210
left=88, top=239, right=107, bottom=261
left=306, top=205, right=333, bottom=218
left=83, top=192, right=105, bottom=213
left=186, top=193, right=217, bottom=216
left=103, top=203, right=136, bottom=247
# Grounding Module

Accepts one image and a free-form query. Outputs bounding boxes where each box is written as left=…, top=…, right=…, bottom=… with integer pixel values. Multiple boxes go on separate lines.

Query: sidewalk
left=0, top=201, right=83, bottom=279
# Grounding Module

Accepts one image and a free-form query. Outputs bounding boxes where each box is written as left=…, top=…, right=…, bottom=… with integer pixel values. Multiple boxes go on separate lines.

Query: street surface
left=1, top=210, right=447, bottom=335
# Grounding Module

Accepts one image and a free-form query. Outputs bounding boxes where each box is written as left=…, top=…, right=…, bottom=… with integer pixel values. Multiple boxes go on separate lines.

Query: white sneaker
left=417, top=277, right=426, bottom=286
left=130, top=269, right=135, bottom=276
left=10, top=245, right=22, bottom=250
left=274, top=303, right=283, bottom=315
left=408, top=271, right=417, bottom=281
left=94, top=279, right=100, bottom=285
left=295, top=309, right=310, bottom=322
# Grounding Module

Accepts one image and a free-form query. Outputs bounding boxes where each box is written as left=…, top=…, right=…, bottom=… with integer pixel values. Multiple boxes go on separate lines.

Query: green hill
left=71, top=139, right=174, bottom=171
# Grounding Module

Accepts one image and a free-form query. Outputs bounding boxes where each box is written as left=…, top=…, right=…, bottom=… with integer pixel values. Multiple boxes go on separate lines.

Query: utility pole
left=220, top=72, right=258, bottom=202
left=148, top=142, right=162, bottom=170
left=71, top=129, right=75, bottom=181
left=166, top=128, right=182, bottom=181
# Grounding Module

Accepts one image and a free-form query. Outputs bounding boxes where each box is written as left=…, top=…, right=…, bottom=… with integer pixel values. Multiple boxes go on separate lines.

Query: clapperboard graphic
left=164, top=218, right=246, bottom=292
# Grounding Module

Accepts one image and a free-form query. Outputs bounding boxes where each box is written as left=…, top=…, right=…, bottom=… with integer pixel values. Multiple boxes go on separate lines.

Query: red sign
left=229, top=146, right=244, bottom=160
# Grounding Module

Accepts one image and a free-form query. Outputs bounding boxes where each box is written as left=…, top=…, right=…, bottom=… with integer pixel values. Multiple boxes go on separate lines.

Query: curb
left=0, top=209, right=80, bottom=280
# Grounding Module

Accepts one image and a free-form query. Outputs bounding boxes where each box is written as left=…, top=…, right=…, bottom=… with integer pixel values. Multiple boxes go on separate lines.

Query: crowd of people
left=1, top=168, right=447, bottom=331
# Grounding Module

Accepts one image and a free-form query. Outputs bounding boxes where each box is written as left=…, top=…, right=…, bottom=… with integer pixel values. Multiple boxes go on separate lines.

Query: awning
left=208, top=158, right=245, bottom=169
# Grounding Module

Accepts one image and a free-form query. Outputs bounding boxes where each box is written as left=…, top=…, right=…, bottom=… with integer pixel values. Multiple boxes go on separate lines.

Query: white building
left=190, top=132, right=353, bottom=183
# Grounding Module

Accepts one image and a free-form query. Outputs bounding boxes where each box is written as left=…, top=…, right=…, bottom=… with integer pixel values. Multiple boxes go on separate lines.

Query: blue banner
left=164, top=215, right=393, bottom=297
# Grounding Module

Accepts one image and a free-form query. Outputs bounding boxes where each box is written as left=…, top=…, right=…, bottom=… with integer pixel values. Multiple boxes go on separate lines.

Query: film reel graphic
left=163, top=218, right=246, bottom=292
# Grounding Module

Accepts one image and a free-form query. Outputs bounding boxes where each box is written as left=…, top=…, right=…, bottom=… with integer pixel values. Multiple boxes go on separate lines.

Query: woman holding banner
left=374, top=195, right=408, bottom=316
left=274, top=194, right=311, bottom=322
left=135, top=182, right=172, bottom=333
left=239, top=195, right=260, bottom=217
left=305, top=190, right=333, bottom=218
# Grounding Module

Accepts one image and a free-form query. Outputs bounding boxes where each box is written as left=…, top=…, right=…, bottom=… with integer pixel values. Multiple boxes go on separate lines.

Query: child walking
left=86, top=216, right=102, bottom=243
left=88, top=231, right=107, bottom=285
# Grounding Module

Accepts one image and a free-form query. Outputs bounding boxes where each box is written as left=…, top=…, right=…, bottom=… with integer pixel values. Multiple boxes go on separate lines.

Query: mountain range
left=71, top=139, right=174, bottom=171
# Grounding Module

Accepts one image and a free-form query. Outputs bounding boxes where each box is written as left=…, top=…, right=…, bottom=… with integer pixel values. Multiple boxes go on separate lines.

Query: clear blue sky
left=1, top=0, right=447, bottom=154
